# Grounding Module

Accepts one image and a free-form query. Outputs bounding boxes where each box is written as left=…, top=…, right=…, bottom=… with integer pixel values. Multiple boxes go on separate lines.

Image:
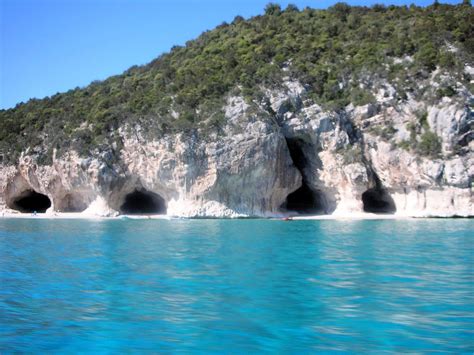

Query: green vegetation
left=418, top=131, right=442, bottom=157
left=416, top=110, right=429, bottom=130
left=0, top=3, right=472, bottom=164
left=397, top=140, right=411, bottom=151
left=369, top=124, right=398, bottom=141
left=403, top=110, right=443, bottom=157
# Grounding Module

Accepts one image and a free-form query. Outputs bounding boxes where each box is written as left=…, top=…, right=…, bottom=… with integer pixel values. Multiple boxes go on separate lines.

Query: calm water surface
left=0, top=218, right=473, bottom=352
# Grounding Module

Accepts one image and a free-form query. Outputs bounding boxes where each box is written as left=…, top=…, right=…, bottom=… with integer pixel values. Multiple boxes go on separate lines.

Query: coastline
left=0, top=210, right=470, bottom=220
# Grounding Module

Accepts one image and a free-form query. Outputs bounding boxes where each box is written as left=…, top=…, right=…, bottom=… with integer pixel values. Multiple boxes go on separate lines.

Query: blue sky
left=0, top=0, right=463, bottom=109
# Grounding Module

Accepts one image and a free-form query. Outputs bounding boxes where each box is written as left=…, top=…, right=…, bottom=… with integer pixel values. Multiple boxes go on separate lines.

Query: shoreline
left=0, top=211, right=471, bottom=220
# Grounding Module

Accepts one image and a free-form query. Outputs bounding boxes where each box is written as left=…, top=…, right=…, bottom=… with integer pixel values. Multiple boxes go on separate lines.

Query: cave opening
left=281, top=183, right=328, bottom=215
left=13, top=190, right=51, bottom=213
left=362, top=188, right=396, bottom=214
left=286, top=138, right=308, bottom=172
left=281, top=137, right=329, bottom=215
left=120, top=189, right=166, bottom=215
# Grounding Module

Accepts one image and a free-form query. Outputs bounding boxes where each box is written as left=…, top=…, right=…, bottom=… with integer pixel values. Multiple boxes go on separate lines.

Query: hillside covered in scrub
left=1, top=2, right=473, bottom=164
left=0, top=2, right=472, bottom=218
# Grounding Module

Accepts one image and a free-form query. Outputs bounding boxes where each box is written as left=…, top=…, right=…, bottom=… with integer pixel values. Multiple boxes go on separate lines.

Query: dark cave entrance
left=13, top=190, right=51, bottom=213
left=362, top=188, right=396, bottom=214
left=120, top=189, right=166, bottom=215
left=282, top=183, right=328, bottom=215
left=282, top=137, right=328, bottom=215
left=286, top=138, right=308, bottom=173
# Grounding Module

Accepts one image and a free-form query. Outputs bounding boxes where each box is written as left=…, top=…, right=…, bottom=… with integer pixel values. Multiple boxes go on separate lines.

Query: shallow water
left=0, top=218, right=473, bottom=352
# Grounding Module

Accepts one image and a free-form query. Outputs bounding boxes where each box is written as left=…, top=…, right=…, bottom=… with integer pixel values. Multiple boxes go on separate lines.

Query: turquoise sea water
left=0, top=218, right=473, bottom=353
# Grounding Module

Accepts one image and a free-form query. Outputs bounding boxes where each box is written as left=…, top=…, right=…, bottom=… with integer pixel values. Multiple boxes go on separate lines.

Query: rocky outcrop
left=1, top=81, right=472, bottom=218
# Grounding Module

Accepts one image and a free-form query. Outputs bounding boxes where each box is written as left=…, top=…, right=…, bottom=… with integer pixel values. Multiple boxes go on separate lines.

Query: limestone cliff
left=1, top=79, right=472, bottom=217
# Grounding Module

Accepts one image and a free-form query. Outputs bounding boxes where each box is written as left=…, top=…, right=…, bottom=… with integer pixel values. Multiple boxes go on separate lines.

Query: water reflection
left=0, top=218, right=473, bottom=352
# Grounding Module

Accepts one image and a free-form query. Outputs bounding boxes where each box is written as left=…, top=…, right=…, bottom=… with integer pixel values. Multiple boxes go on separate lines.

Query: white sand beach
left=0, top=208, right=426, bottom=220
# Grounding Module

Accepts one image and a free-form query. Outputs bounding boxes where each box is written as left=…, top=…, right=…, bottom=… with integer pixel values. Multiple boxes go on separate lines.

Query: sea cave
left=282, top=137, right=329, bottom=215
left=362, top=188, right=396, bottom=214
left=12, top=190, right=52, bottom=213
left=282, top=183, right=328, bottom=215
left=120, top=189, right=167, bottom=215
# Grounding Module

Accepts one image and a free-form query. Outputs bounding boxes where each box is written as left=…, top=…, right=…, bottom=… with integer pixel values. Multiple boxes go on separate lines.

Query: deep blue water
left=0, top=218, right=473, bottom=353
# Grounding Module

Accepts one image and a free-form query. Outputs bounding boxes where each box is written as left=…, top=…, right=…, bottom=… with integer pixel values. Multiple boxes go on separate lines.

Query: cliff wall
left=1, top=80, right=472, bottom=217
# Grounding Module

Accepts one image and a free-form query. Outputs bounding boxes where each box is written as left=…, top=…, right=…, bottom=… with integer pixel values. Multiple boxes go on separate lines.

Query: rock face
left=1, top=83, right=472, bottom=217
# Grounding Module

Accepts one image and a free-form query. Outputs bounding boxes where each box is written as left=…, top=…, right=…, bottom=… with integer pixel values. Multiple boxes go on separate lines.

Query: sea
left=0, top=218, right=473, bottom=352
